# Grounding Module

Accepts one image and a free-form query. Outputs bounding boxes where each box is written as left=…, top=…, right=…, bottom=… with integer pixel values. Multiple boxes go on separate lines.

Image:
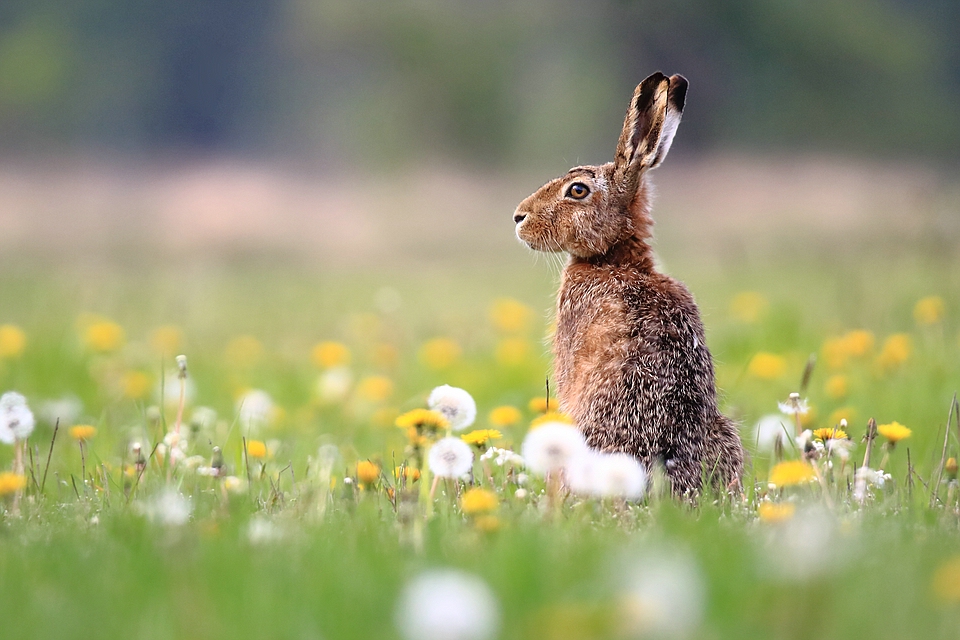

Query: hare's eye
left=566, top=183, right=590, bottom=200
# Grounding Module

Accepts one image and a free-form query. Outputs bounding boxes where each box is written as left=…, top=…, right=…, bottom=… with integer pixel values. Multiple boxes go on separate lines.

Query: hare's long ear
left=612, top=73, right=686, bottom=194
left=648, top=74, right=687, bottom=169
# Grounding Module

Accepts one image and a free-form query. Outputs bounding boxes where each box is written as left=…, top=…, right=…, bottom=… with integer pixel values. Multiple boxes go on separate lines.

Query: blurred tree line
left=1, top=0, right=958, bottom=166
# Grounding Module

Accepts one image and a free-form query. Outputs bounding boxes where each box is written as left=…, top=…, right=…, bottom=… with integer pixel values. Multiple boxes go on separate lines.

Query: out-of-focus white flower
left=317, top=367, right=352, bottom=403
left=428, top=437, right=474, bottom=479
left=395, top=569, right=500, bottom=640
left=516, top=473, right=528, bottom=486
left=521, top=422, right=587, bottom=476
left=618, top=549, right=706, bottom=638
left=183, top=455, right=206, bottom=470
left=158, top=430, right=188, bottom=465
left=795, top=430, right=824, bottom=455
left=428, top=385, right=477, bottom=431
left=761, top=507, right=847, bottom=581
left=753, top=414, right=791, bottom=452
left=778, top=393, right=809, bottom=416
left=142, top=490, right=192, bottom=526
left=190, top=406, right=217, bottom=432
left=856, top=467, right=891, bottom=487
left=236, top=389, right=274, bottom=433
left=223, top=476, right=246, bottom=493
left=825, top=438, right=854, bottom=461
left=157, top=372, right=196, bottom=408
left=514, top=488, right=528, bottom=499
left=479, top=446, right=524, bottom=467
left=0, top=391, right=35, bottom=443
left=38, top=396, right=82, bottom=427
left=569, top=451, right=647, bottom=500
left=246, top=517, right=284, bottom=544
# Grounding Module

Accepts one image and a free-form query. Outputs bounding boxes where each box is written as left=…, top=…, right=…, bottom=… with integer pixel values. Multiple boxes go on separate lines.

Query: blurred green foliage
left=0, top=0, right=958, bottom=163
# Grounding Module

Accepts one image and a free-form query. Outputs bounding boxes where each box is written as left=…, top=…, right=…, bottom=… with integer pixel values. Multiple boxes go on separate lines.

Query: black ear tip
left=668, top=74, right=688, bottom=110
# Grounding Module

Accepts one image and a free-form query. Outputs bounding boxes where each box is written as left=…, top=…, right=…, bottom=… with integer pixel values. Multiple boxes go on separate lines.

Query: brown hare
left=513, top=72, right=743, bottom=495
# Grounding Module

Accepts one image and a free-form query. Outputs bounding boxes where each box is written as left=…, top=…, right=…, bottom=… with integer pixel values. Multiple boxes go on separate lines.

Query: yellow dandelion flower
left=461, top=487, right=498, bottom=515
left=122, top=371, right=152, bottom=400
left=311, top=341, right=351, bottom=368
left=914, top=295, right=945, bottom=326
left=356, top=460, right=380, bottom=485
left=246, top=439, right=268, bottom=459
left=69, top=425, right=97, bottom=441
left=877, top=421, right=911, bottom=444
left=418, top=337, right=461, bottom=370
left=0, top=472, right=27, bottom=496
left=394, top=466, right=421, bottom=482
left=225, top=335, right=263, bottom=368
left=495, top=338, right=531, bottom=366
left=828, top=407, right=858, bottom=427
left=729, top=291, right=769, bottom=323
left=0, top=324, right=27, bottom=359
left=356, top=375, right=394, bottom=403
left=824, top=374, right=848, bottom=399
left=843, top=330, right=875, bottom=357
left=489, top=298, right=534, bottom=333
left=758, top=502, right=796, bottom=523
left=461, top=429, right=502, bottom=447
left=768, top=460, right=817, bottom=488
left=530, top=411, right=574, bottom=428
left=473, top=514, right=501, bottom=533
left=395, top=408, right=449, bottom=432
left=932, top=556, right=960, bottom=603
left=528, top=397, right=551, bottom=413
left=489, top=405, right=522, bottom=427
left=150, top=325, right=183, bottom=356
left=747, top=352, right=787, bottom=380
left=83, top=319, right=125, bottom=353
left=875, top=334, right=911, bottom=371
left=812, top=427, right=848, bottom=441
left=946, top=457, right=958, bottom=480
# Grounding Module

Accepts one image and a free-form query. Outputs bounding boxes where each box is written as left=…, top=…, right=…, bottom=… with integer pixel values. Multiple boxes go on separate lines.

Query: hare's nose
left=513, top=211, right=527, bottom=224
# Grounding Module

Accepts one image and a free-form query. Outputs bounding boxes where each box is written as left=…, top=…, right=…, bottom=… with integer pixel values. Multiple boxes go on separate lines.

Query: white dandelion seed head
left=753, top=414, right=792, bottom=452
left=142, top=489, right=193, bottom=527
left=778, top=396, right=809, bottom=416
left=246, top=517, right=285, bottom=544
left=38, top=395, right=82, bottom=427
left=427, top=385, right=477, bottom=431
left=479, top=446, right=524, bottom=467
left=236, top=389, right=274, bottom=433
left=762, top=507, right=847, bottom=581
left=428, top=437, right=475, bottom=479
left=395, top=569, right=501, bottom=640
left=521, top=422, right=588, bottom=476
left=514, top=488, right=528, bottom=499
left=826, top=438, right=854, bottom=461
left=617, top=548, right=706, bottom=638
left=316, top=367, right=352, bottom=403
left=0, top=391, right=35, bottom=443
left=593, top=452, right=647, bottom=500
left=190, top=406, right=218, bottom=432
left=156, top=372, right=196, bottom=408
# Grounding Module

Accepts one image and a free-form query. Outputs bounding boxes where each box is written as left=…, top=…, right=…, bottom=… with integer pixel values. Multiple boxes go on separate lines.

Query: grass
left=0, top=204, right=959, bottom=639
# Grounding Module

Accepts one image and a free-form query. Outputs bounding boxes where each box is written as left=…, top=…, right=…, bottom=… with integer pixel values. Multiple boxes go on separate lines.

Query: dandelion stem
left=930, top=393, right=956, bottom=508
left=12, top=439, right=24, bottom=516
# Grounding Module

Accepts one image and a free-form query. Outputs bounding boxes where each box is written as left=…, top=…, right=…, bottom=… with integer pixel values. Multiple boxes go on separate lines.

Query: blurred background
left=0, top=0, right=958, bottom=332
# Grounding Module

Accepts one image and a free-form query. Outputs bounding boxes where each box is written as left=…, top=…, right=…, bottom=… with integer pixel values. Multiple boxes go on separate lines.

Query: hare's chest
left=554, top=278, right=633, bottom=414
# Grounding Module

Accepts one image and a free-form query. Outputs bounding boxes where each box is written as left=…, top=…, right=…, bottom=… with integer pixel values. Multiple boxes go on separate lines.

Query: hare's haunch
left=514, top=72, right=744, bottom=494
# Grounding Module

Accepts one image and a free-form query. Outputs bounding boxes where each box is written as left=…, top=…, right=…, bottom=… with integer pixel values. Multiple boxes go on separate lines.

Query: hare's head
left=514, top=72, right=687, bottom=258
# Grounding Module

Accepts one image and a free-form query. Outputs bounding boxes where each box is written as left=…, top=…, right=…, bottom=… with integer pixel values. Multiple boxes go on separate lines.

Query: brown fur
left=514, top=73, right=744, bottom=495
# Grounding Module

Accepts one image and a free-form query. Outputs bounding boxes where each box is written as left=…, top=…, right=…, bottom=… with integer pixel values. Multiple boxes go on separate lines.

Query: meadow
left=1, top=157, right=959, bottom=639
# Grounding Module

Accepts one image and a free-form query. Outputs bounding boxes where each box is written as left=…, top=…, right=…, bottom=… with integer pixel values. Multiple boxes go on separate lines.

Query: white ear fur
left=647, top=75, right=687, bottom=170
